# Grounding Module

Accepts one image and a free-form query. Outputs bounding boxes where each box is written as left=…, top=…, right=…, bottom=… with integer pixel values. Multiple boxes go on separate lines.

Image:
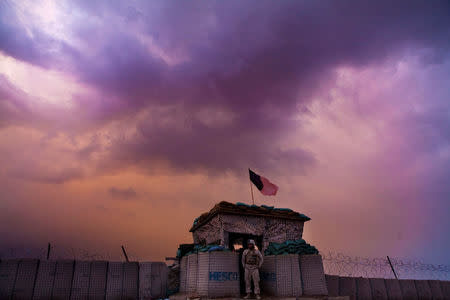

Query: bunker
left=190, top=201, right=311, bottom=252
left=178, top=201, right=327, bottom=297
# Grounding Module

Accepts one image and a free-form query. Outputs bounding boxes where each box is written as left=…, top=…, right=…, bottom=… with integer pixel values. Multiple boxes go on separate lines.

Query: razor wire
left=322, top=251, right=450, bottom=280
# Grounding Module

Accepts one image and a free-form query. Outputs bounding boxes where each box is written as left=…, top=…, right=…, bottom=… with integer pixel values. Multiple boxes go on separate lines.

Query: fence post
left=387, top=256, right=398, bottom=279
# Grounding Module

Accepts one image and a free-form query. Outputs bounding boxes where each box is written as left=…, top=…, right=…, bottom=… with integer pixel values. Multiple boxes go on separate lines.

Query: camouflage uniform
left=242, top=248, right=263, bottom=295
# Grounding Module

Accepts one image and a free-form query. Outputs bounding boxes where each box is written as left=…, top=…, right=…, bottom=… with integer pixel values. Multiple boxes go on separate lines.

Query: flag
left=249, top=168, right=279, bottom=196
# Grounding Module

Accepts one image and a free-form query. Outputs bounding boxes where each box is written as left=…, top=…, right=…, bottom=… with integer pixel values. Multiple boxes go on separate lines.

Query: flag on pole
left=249, top=168, right=279, bottom=196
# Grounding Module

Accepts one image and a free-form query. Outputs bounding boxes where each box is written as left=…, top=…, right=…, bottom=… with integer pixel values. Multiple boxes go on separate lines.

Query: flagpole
left=250, top=179, right=255, bottom=205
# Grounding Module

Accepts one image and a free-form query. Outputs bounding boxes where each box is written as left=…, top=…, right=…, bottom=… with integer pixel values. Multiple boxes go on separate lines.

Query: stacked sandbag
left=299, top=254, right=328, bottom=296
left=197, top=251, right=240, bottom=298
left=139, top=262, right=168, bottom=300
left=264, top=239, right=318, bottom=255
left=260, top=254, right=302, bottom=297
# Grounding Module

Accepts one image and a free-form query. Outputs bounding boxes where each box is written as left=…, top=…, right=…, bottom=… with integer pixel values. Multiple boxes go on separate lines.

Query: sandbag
left=356, top=277, right=372, bottom=300
left=197, top=251, right=240, bottom=298
left=414, top=280, right=432, bottom=300
left=106, top=262, right=123, bottom=300
left=325, top=275, right=339, bottom=297
left=399, top=279, right=418, bottom=300
left=428, top=280, right=444, bottom=300
left=384, top=279, right=402, bottom=300
left=32, top=260, right=57, bottom=300
left=299, top=254, right=328, bottom=296
left=52, top=260, right=74, bottom=299
left=88, top=261, right=107, bottom=300
left=260, top=254, right=302, bottom=297
left=0, top=259, right=19, bottom=299
left=339, top=276, right=356, bottom=300
left=12, top=259, right=39, bottom=300
left=369, top=278, right=388, bottom=300
left=70, top=261, right=91, bottom=300
left=186, top=254, right=198, bottom=293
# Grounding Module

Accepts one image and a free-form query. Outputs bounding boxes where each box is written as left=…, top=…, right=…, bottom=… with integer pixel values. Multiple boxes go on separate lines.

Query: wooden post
left=250, top=180, right=255, bottom=205
left=47, top=243, right=51, bottom=260
left=121, top=245, right=129, bottom=262
left=387, top=256, right=398, bottom=279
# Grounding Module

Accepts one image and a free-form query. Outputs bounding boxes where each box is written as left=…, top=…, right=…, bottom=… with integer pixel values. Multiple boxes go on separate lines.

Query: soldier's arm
left=258, top=250, right=264, bottom=267
left=242, top=250, right=247, bottom=267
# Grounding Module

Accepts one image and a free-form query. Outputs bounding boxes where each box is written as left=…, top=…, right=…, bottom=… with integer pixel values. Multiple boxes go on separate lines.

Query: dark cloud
left=1, top=0, right=449, bottom=176
left=108, top=186, right=138, bottom=200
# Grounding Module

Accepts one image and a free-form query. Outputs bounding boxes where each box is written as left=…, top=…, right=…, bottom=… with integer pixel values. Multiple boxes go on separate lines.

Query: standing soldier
left=242, top=239, right=263, bottom=299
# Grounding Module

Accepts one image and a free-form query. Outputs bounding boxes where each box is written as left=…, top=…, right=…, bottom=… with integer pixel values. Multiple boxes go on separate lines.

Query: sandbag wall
left=325, top=274, right=450, bottom=300
left=0, top=259, right=168, bottom=300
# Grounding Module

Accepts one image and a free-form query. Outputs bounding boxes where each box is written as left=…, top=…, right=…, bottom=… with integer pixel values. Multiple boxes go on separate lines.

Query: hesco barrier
left=0, top=259, right=19, bottom=298
left=122, top=262, right=139, bottom=299
left=197, top=251, right=240, bottom=298
left=385, top=278, right=402, bottom=300
left=325, top=275, right=339, bottom=297
left=178, top=256, right=187, bottom=293
left=88, top=261, right=108, bottom=299
left=339, top=276, right=357, bottom=300
left=415, top=279, right=432, bottom=299
left=324, top=275, right=449, bottom=300
left=428, top=280, right=444, bottom=299
left=106, top=262, right=123, bottom=300
left=71, top=261, right=91, bottom=300
left=13, top=259, right=39, bottom=300
left=369, top=278, right=388, bottom=300
left=260, top=254, right=302, bottom=297
left=299, top=254, right=328, bottom=296
left=52, top=260, right=74, bottom=299
left=186, top=254, right=198, bottom=293
left=0, top=259, right=169, bottom=300
left=32, top=260, right=57, bottom=300
left=441, top=281, right=450, bottom=299
left=356, top=277, right=372, bottom=300
left=399, top=279, right=418, bottom=299
left=138, top=262, right=168, bottom=300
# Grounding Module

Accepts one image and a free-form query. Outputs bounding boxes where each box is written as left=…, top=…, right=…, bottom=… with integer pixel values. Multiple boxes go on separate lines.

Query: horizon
left=0, top=0, right=449, bottom=266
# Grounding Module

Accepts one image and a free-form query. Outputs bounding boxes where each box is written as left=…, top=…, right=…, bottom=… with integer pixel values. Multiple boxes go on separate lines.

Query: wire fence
left=1, top=246, right=449, bottom=281
left=322, top=251, right=450, bottom=281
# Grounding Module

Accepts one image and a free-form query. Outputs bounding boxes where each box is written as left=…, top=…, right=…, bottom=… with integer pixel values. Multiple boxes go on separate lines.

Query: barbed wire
left=1, top=246, right=449, bottom=280
left=322, top=251, right=450, bottom=281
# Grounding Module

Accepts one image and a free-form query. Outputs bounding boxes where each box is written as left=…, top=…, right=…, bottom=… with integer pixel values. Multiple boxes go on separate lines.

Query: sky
left=0, top=0, right=449, bottom=264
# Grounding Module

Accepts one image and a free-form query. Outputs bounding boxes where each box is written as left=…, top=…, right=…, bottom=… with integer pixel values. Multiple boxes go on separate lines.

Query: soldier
left=242, top=239, right=263, bottom=299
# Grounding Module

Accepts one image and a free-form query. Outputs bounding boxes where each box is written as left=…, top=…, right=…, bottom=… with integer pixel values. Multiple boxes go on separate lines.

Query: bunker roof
left=190, top=201, right=310, bottom=232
